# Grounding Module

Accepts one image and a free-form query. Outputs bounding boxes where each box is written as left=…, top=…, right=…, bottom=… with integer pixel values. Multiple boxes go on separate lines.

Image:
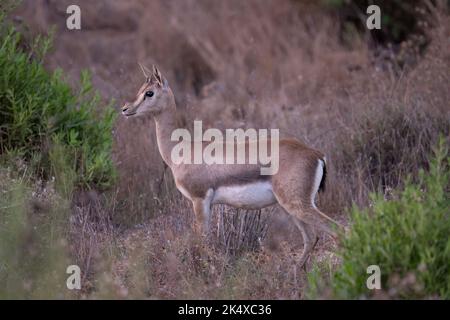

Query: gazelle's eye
left=145, top=91, right=154, bottom=98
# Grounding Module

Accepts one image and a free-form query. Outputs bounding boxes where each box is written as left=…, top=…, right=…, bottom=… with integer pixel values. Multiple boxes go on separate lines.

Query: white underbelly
left=212, top=181, right=277, bottom=209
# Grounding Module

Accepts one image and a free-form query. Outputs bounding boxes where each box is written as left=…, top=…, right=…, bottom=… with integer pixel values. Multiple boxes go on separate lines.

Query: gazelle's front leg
left=192, top=189, right=214, bottom=235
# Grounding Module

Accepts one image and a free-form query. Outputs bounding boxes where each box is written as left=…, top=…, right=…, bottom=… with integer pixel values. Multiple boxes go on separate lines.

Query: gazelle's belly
left=212, top=181, right=277, bottom=209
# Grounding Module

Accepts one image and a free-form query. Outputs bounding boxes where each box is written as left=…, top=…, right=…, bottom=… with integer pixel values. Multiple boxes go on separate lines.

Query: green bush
left=311, top=138, right=449, bottom=299
left=0, top=15, right=116, bottom=188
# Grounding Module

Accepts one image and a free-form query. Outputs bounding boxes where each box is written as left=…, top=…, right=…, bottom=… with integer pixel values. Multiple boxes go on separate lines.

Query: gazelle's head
left=122, top=65, right=172, bottom=118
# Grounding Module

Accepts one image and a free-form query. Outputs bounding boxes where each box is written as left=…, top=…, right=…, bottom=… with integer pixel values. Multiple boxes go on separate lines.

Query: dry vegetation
left=2, top=0, right=449, bottom=299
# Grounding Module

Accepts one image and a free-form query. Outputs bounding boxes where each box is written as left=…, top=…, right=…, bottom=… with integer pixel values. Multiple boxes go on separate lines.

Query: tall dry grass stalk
left=211, top=206, right=274, bottom=256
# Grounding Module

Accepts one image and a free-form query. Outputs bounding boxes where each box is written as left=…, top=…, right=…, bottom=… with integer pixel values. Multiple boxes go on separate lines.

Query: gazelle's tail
left=318, top=158, right=326, bottom=193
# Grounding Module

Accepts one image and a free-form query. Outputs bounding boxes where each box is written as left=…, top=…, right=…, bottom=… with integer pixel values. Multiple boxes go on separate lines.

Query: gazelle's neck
left=153, top=90, right=179, bottom=168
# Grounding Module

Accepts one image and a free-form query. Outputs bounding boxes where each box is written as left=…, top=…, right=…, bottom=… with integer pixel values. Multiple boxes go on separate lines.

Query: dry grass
left=9, top=0, right=450, bottom=299
left=86, top=210, right=339, bottom=300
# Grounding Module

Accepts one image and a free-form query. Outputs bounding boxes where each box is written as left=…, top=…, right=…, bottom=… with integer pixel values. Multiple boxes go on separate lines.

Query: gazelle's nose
left=122, top=104, right=129, bottom=112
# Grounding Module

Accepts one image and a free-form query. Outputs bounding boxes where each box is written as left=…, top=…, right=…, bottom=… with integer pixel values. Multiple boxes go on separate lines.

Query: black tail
left=318, top=159, right=326, bottom=193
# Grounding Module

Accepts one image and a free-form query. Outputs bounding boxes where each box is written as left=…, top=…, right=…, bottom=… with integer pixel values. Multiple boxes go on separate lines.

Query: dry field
left=3, top=0, right=449, bottom=299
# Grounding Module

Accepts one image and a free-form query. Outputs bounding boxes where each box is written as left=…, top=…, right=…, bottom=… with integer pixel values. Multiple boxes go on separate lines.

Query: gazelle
left=122, top=65, right=343, bottom=266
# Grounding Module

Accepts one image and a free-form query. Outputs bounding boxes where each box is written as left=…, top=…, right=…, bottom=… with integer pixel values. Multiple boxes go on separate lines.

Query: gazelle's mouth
left=122, top=111, right=137, bottom=117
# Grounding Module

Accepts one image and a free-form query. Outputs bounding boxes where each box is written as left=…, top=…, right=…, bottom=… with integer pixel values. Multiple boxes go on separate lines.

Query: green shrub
left=311, top=138, right=449, bottom=299
left=0, top=14, right=116, bottom=188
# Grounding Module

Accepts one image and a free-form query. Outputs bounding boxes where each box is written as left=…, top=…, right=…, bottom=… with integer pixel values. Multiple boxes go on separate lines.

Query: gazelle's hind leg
left=276, top=196, right=342, bottom=240
left=291, top=218, right=318, bottom=268
left=308, top=206, right=343, bottom=239
left=272, top=156, right=343, bottom=241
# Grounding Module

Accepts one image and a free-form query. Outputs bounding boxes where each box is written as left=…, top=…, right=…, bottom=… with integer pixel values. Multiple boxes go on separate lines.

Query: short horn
left=138, top=62, right=150, bottom=81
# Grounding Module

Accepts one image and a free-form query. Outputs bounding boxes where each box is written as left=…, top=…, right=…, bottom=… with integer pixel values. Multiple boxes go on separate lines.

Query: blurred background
left=1, top=0, right=449, bottom=299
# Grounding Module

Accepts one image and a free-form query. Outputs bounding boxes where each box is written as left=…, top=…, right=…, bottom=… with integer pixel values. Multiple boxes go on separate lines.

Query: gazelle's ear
left=162, top=76, right=169, bottom=90
left=152, top=65, right=163, bottom=86
left=154, top=65, right=169, bottom=90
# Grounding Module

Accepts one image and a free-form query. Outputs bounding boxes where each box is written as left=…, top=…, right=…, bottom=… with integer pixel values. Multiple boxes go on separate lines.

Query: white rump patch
left=311, top=159, right=324, bottom=208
